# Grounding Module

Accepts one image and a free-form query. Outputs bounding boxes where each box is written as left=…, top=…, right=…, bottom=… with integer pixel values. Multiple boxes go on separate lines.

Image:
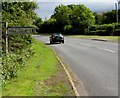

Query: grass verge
left=67, top=35, right=119, bottom=42
left=2, top=39, right=74, bottom=96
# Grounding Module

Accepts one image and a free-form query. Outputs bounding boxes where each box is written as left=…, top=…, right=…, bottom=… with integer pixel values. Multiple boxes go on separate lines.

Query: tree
left=51, top=4, right=95, bottom=34
left=2, top=2, right=38, bottom=26
left=69, top=4, right=95, bottom=34
left=51, top=4, right=72, bottom=32
left=93, top=12, right=103, bottom=24
left=39, top=18, right=56, bottom=33
left=2, top=2, right=39, bottom=52
left=33, top=15, right=42, bottom=31
left=102, top=10, right=116, bottom=24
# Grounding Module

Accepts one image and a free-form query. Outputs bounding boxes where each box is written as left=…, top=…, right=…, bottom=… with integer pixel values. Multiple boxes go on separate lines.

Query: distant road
left=33, top=35, right=118, bottom=96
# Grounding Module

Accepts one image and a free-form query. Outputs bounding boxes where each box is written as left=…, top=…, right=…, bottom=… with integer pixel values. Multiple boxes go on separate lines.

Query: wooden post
left=5, top=22, right=8, bottom=54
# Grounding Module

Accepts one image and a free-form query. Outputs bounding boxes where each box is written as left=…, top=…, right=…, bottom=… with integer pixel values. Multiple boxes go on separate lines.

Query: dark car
left=50, top=33, right=64, bottom=44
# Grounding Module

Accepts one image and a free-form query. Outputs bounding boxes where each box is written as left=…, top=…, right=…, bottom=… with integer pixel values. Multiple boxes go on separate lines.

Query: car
left=50, top=33, right=64, bottom=44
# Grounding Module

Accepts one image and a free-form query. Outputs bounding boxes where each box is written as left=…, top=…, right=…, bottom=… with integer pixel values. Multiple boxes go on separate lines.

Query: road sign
left=2, top=23, right=36, bottom=54
left=7, top=27, right=35, bottom=35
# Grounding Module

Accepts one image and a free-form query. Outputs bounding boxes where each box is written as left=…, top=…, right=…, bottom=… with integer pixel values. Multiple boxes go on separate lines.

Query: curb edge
left=50, top=48, right=80, bottom=96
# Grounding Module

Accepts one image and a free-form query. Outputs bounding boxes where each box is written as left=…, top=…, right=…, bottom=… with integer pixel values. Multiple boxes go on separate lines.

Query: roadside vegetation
left=2, top=1, right=39, bottom=82
left=2, top=39, right=74, bottom=96
left=37, top=4, right=120, bottom=36
left=0, top=2, right=74, bottom=96
left=2, top=1, right=74, bottom=96
left=1, top=1, right=119, bottom=97
left=67, top=35, right=119, bottom=42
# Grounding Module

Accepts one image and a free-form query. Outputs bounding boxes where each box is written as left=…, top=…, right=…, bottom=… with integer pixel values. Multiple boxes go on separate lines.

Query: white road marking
left=103, top=49, right=116, bottom=53
left=80, top=43, right=91, bottom=47
left=96, top=47, right=103, bottom=50
left=79, top=43, right=116, bottom=53
left=97, top=47, right=116, bottom=53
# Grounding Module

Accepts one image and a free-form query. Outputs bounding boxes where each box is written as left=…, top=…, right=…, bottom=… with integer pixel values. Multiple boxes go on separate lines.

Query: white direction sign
left=7, top=27, right=35, bottom=35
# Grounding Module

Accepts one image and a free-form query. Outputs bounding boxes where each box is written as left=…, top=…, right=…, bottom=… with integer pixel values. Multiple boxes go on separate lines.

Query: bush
left=86, top=25, right=97, bottom=35
left=97, top=25, right=105, bottom=30
left=2, top=54, right=20, bottom=80
left=90, top=23, right=117, bottom=36
left=2, top=45, right=34, bottom=81
left=2, top=34, right=33, bottom=53
left=89, top=31, right=96, bottom=35
left=90, top=25, right=97, bottom=31
left=96, top=30, right=107, bottom=36
left=64, top=25, right=73, bottom=34
left=104, top=24, right=114, bottom=35
left=8, top=35, right=33, bottom=52
left=114, top=22, right=120, bottom=29
left=2, top=33, right=34, bottom=82
left=114, top=29, right=120, bottom=36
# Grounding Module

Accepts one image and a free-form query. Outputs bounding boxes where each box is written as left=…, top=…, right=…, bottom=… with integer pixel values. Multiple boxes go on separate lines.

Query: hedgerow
left=2, top=44, right=34, bottom=83
left=2, top=30, right=34, bottom=83
left=2, top=2, right=38, bottom=84
left=89, top=23, right=120, bottom=36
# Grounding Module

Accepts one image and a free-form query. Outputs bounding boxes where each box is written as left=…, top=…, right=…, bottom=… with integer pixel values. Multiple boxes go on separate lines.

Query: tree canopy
left=48, top=4, right=95, bottom=34
left=102, top=10, right=116, bottom=24
left=2, top=1, right=39, bottom=52
left=2, top=2, right=38, bottom=27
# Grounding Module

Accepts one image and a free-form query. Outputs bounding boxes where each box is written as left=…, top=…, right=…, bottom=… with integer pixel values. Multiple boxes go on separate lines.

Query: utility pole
left=118, top=1, right=120, bottom=22
left=115, top=3, right=118, bottom=23
left=45, top=16, right=47, bottom=21
left=5, top=22, right=8, bottom=54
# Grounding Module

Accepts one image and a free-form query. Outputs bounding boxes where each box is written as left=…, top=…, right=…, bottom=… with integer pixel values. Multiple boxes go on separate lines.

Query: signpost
left=3, top=22, right=36, bottom=54
left=5, top=22, right=8, bottom=54
left=7, top=27, right=35, bottom=35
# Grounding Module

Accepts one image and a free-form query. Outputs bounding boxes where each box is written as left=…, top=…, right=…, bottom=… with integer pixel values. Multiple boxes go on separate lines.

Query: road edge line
left=50, top=48, right=80, bottom=96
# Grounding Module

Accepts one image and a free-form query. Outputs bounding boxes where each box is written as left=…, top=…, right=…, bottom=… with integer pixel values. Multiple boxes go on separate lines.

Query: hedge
left=2, top=45, right=34, bottom=82
left=89, top=23, right=120, bottom=36
left=1, top=34, right=34, bottom=82
left=114, top=29, right=120, bottom=36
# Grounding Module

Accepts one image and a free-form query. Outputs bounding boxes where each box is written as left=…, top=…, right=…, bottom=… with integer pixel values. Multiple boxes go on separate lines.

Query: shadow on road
left=45, top=43, right=51, bottom=45
left=45, top=42, right=61, bottom=45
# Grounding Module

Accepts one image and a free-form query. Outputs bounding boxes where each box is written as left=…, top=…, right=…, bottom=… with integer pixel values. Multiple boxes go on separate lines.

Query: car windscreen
left=53, top=33, right=62, bottom=36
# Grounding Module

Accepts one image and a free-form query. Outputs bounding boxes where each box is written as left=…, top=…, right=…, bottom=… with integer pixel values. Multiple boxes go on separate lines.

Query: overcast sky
left=35, top=0, right=119, bottom=21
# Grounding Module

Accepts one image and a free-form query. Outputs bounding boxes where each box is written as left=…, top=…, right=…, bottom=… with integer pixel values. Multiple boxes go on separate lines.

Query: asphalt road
left=33, top=35, right=118, bottom=96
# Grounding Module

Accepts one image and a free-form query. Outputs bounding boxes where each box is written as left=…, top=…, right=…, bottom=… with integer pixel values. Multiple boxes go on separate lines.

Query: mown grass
left=2, top=39, right=72, bottom=96
left=67, top=35, right=119, bottom=42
